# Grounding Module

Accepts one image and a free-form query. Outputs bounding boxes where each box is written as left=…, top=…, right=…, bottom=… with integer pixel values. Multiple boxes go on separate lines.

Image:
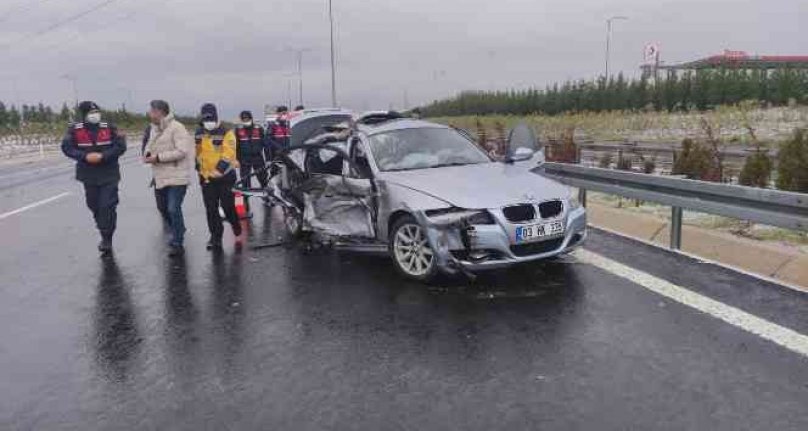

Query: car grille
left=538, top=200, right=563, bottom=219
left=502, top=204, right=536, bottom=223
left=510, top=238, right=564, bottom=257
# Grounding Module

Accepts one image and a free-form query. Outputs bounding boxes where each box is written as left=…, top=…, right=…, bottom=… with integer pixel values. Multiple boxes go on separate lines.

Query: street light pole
left=328, top=0, right=337, bottom=107
left=297, top=50, right=304, bottom=107
left=283, top=72, right=296, bottom=109
left=605, top=16, right=628, bottom=80
left=287, top=78, right=293, bottom=109
left=60, top=74, right=78, bottom=120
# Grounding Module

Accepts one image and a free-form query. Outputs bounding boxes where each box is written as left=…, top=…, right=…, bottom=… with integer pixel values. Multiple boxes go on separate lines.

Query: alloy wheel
left=393, top=223, right=434, bottom=277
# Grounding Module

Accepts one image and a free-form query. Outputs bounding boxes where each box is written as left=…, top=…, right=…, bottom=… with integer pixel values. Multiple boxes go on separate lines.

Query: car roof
left=357, top=118, right=449, bottom=136
left=289, top=109, right=353, bottom=127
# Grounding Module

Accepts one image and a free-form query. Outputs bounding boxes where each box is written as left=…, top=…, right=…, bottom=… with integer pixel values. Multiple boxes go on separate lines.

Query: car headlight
left=425, top=208, right=495, bottom=225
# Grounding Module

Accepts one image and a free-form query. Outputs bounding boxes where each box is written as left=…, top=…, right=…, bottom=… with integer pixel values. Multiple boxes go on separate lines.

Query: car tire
left=389, top=215, right=439, bottom=282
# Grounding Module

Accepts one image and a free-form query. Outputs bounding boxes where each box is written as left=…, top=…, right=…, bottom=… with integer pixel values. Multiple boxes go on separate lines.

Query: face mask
left=86, top=112, right=102, bottom=124
left=242, top=119, right=253, bottom=127
left=203, top=121, right=217, bottom=131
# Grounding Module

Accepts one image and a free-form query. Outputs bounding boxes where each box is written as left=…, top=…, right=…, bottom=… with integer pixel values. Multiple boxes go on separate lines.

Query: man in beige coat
left=143, top=100, right=194, bottom=256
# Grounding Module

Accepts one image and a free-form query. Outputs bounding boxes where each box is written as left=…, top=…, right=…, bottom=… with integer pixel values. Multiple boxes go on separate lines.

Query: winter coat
left=235, top=124, right=267, bottom=164
left=61, top=121, right=127, bottom=185
left=195, top=125, right=238, bottom=182
left=144, top=114, right=194, bottom=189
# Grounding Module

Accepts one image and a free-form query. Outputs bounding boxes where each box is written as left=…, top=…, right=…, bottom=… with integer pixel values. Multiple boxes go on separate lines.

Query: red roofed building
left=643, top=50, right=808, bottom=72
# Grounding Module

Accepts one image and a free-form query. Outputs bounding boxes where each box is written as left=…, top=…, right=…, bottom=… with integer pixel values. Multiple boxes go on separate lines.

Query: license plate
left=515, top=220, right=564, bottom=243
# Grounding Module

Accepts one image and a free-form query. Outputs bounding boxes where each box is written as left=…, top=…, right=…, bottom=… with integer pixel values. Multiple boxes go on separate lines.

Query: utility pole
left=60, top=74, right=78, bottom=120
left=287, top=78, right=293, bottom=110
left=297, top=50, right=304, bottom=107
left=605, top=16, right=628, bottom=80
left=328, top=0, right=337, bottom=107
left=283, top=72, right=296, bottom=109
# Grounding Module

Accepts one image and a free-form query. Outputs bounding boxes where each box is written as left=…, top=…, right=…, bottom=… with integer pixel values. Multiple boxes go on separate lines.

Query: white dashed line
left=575, top=248, right=808, bottom=358
left=0, top=192, right=71, bottom=221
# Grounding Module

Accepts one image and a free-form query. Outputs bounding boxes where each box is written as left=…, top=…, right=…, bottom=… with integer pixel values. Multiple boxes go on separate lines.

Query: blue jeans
left=155, top=185, right=187, bottom=247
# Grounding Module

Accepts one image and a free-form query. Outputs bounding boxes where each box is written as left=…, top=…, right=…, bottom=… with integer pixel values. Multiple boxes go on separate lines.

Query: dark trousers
left=154, top=188, right=170, bottom=225
left=155, top=185, right=187, bottom=247
left=83, top=181, right=119, bottom=240
left=201, top=173, right=241, bottom=241
left=239, top=162, right=268, bottom=212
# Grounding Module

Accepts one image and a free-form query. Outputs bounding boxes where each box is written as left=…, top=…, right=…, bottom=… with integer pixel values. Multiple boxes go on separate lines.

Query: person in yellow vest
left=195, top=103, right=243, bottom=250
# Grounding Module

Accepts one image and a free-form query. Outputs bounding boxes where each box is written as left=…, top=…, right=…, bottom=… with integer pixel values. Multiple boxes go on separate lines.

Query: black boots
left=98, top=236, right=113, bottom=256
left=206, top=238, right=223, bottom=250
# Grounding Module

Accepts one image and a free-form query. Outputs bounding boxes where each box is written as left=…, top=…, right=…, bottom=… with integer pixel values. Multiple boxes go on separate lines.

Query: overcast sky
left=0, top=0, right=806, bottom=119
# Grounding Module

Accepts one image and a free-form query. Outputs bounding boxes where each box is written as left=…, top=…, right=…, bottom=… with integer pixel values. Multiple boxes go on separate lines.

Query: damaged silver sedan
left=260, top=114, right=587, bottom=282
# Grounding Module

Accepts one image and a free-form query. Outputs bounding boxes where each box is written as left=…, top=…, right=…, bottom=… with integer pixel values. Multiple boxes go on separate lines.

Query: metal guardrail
left=540, top=162, right=808, bottom=249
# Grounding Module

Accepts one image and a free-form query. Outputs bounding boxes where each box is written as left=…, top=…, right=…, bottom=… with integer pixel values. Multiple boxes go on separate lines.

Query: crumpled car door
left=297, top=144, right=376, bottom=239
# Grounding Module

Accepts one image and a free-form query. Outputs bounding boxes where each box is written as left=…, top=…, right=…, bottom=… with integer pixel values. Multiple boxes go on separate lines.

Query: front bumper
left=433, top=206, right=587, bottom=272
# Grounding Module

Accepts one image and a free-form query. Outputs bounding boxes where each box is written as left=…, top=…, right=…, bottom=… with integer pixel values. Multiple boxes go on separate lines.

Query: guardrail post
left=670, top=206, right=683, bottom=250
left=578, top=188, right=587, bottom=208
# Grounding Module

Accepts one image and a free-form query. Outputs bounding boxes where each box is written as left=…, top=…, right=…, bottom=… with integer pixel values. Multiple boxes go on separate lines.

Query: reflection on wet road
left=1, top=160, right=807, bottom=430
left=93, top=259, right=141, bottom=383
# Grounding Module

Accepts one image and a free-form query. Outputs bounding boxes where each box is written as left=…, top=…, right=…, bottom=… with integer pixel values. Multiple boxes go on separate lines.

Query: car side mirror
left=510, top=146, right=535, bottom=162
left=506, top=123, right=539, bottom=163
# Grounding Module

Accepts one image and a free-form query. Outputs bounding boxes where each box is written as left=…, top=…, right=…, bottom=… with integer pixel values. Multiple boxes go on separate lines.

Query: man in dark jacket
left=235, top=110, right=268, bottom=218
left=267, top=105, right=290, bottom=158
left=61, top=101, right=127, bottom=255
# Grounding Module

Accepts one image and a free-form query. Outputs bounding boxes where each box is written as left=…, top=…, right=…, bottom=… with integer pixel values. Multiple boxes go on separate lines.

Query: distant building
left=642, top=50, right=808, bottom=77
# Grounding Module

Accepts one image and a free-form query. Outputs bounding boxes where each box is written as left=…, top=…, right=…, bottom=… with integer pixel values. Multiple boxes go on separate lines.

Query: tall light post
left=283, top=72, right=296, bottom=109
left=297, top=50, right=304, bottom=107
left=284, top=47, right=311, bottom=107
left=293, top=48, right=311, bottom=107
left=605, top=16, right=628, bottom=80
left=60, top=74, right=78, bottom=121
left=328, top=0, right=337, bottom=107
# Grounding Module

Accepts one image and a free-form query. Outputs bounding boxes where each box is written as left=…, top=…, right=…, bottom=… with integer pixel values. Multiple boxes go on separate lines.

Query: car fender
left=376, top=180, right=453, bottom=240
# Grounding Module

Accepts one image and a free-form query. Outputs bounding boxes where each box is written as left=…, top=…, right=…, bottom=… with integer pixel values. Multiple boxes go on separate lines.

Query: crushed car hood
left=378, top=162, right=570, bottom=209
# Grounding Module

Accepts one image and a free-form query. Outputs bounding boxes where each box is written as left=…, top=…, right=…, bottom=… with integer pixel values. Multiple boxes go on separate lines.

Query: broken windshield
left=368, top=127, right=491, bottom=172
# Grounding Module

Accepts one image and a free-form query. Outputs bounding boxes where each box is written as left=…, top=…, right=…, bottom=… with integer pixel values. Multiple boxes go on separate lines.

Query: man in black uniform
left=61, top=101, right=127, bottom=255
left=267, top=105, right=291, bottom=158
left=235, top=110, right=268, bottom=218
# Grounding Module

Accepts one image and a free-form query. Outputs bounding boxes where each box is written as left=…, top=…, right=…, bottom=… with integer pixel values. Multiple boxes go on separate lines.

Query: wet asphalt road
left=1, top=158, right=807, bottom=430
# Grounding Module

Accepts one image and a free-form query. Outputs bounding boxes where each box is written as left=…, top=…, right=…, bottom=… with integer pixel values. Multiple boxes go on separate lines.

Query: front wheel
left=389, top=215, right=438, bottom=282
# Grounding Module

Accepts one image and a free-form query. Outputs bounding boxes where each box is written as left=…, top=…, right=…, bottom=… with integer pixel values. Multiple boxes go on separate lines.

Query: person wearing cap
left=61, top=101, right=127, bottom=255
left=267, top=105, right=291, bottom=159
left=195, top=103, right=242, bottom=250
left=143, top=100, right=194, bottom=256
left=235, top=110, right=268, bottom=218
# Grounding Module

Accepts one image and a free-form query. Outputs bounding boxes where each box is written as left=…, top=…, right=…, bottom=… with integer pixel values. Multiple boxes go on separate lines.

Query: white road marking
left=575, top=248, right=808, bottom=358
left=0, top=192, right=71, bottom=221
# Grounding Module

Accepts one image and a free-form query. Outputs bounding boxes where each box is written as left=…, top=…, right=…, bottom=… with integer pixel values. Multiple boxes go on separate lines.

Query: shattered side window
left=368, top=127, right=491, bottom=172
left=291, top=115, right=353, bottom=147
left=306, top=146, right=344, bottom=176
